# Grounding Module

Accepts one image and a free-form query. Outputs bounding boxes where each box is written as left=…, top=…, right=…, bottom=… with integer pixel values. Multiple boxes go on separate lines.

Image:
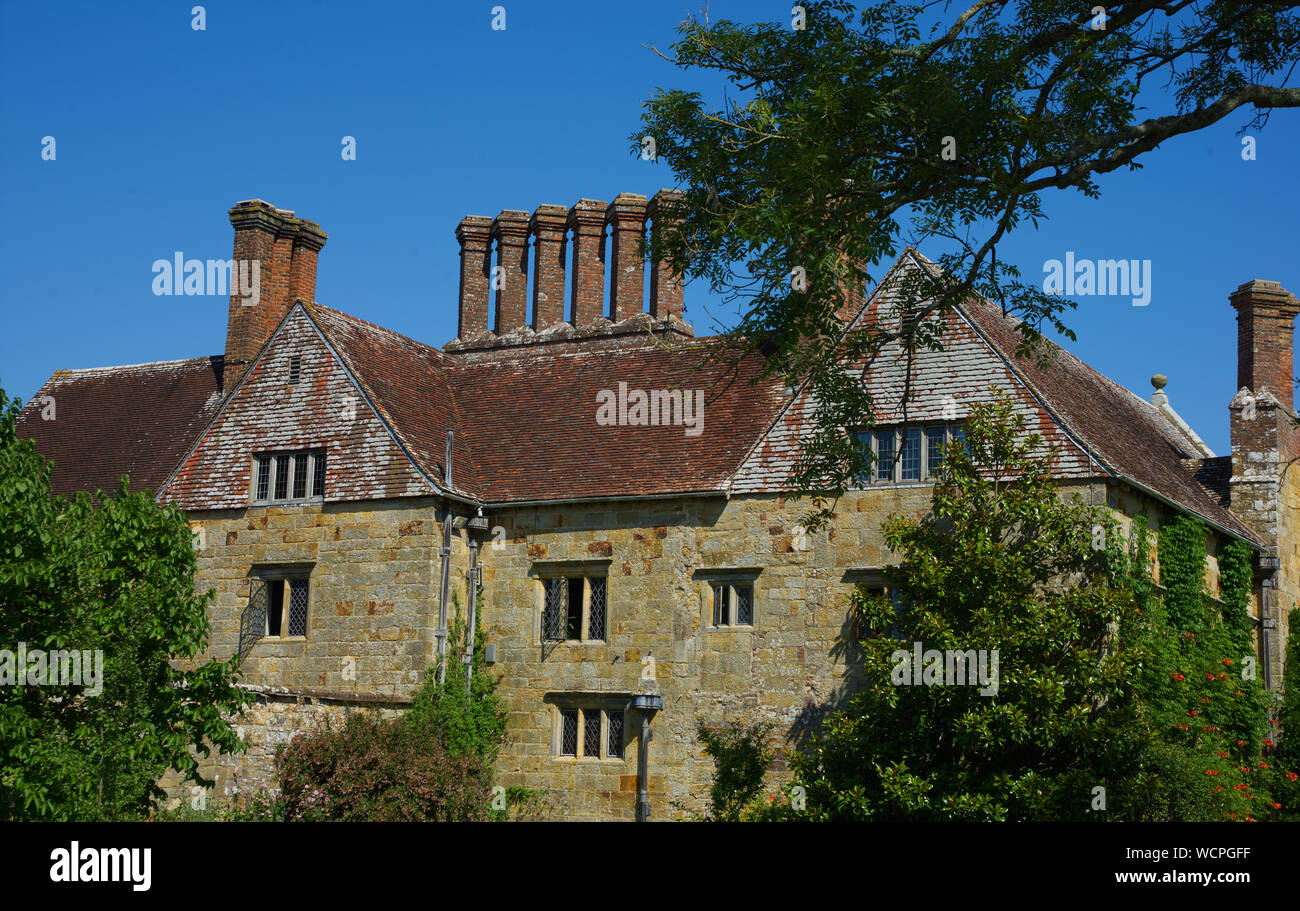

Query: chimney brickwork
left=224, top=200, right=326, bottom=390
left=530, top=205, right=568, bottom=331
left=1227, top=279, right=1299, bottom=693
left=492, top=210, right=531, bottom=335
left=568, top=199, right=608, bottom=328
left=447, top=191, right=692, bottom=353
left=607, top=193, right=648, bottom=322
left=646, top=189, right=685, bottom=321
left=456, top=216, right=493, bottom=342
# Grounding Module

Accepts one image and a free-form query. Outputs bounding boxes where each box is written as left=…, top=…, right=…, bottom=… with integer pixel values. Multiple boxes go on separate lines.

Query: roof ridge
left=48, top=354, right=220, bottom=376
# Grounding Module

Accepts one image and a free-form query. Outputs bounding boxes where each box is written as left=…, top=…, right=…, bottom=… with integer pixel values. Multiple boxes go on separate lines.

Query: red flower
left=1265, top=739, right=1275, bottom=747
left=1206, top=769, right=1219, bottom=776
left=1214, top=786, right=1225, bottom=791
left=1246, top=816, right=1255, bottom=822
left=1272, top=802, right=1282, bottom=810
left=1178, top=723, right=1190, bottom=731
left=1219, top=752, right=1231, bottom=759
left=1187, top=710, right=1200, bottom=717
left=1217, top=674, right=1228, bottom=680
left=1206, top=674, right=1216, bottom=681
left=1185, top=632, right=1195, bottom=639
left=1241, top=767, right=1250, bottom=774
left=1259, top=762, right=1269, bottom=769
left=1287, top=772, right=1298, bottom=782
left=1237, top=740, right=1248, bottom=747
left=1171, top=673, right=1185, bottom=681
left=1223, top=658, right=1234, bottom=666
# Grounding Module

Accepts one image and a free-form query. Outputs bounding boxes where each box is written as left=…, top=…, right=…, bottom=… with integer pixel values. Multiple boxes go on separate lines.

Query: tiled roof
left=445, top=338, right=787, bottom=503
left=15, top=356, right=225, bottom=499
left=16, top=250, right=1261, bottom=544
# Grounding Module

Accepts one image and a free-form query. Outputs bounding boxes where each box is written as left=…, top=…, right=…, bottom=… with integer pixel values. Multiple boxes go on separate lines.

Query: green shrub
left=697, top=718, right=774, bottom=821
left=275, top=712, right=490, bottom=821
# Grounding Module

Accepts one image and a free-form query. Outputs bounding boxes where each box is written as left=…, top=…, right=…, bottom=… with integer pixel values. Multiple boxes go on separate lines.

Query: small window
left=711, top=582, right=755, bottom=628
left=560, top=709, right=579, bottom=756
left=542, top=574, right=609, bottom=643
left=925, top=426, right=946, bottom=475
left=900, top=427, right=921, bottom=481
left=252, top=450, right=327, bottom=505
left=255, top=455, right=271, bottom=501
left=274, top=454, right=289, bottom=500
left=607, top=709, right=624, bottom=758
left=257, top=573, right=311, bottom=639
left=874, top=430, right=895, bottom=481
left=857, top=423, right=966, bottom=486
left=288, top=355, right=301, bottom=385
left=311, top=450, right=326, bottom=498
left=554, top=705, right=625, bottom=760
left=857, top=582, right=906, bottom=639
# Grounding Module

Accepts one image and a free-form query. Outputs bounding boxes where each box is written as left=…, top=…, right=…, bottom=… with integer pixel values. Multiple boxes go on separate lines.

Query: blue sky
left=1, top=0, right=1296, bottom=455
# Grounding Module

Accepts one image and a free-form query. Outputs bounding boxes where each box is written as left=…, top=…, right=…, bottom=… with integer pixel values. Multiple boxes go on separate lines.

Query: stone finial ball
left=1151, top=374, right=1168, bottom=390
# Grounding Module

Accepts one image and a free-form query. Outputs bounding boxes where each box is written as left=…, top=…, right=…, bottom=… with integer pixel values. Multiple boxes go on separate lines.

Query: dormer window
left=288, top=355, right=302, bottom=385
left=252, top=449, right=325, bottom=505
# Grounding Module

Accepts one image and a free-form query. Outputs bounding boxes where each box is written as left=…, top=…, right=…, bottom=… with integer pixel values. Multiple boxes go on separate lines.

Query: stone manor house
left=17, top=195, right=1300, bottom=820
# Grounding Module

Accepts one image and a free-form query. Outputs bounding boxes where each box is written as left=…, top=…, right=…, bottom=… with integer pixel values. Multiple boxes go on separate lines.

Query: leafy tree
left=0, top=384, right=249, bottom=820
left=405, top=593, right=507, bottom=771
left=635, top=1, right=1300, bottom=525
left=786, top=393, right=1283, bottom=820
left=696, top=717, right=775, bottom=821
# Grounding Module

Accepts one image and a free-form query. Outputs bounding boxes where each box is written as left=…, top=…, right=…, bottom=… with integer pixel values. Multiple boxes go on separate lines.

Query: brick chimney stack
left=606, top=193, right=648, bottom=322
left=530, top=204, right=568, bottom=331
left=224, top=200, right=326, bottom=390
left=456, top=216, right=494, bottom=342
left=567, top=199, right=608, bottom=327
left=1232, top=279, right=1300, bottom=411
left=1227, top=279, right=1299, bottom=693
left=447, top=193, right=693, bottom=353
left=646, top=189, right=685, bottom=321
left=492, top=210, right=531, bottom=335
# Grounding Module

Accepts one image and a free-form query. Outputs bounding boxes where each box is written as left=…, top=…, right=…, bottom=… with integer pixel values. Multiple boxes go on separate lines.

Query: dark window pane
left=543, top=578, right=565, bottom=641
left=267, top=581, right=284, bottom=636
left=926, top=427, right=946, bottom=476
left=900, top=428, right=921, bottom=480
left=583, top=710, right=602, bottom=758
left=274, top=454, right=289, bottom=500
left=560, top=709, right=578, bottom=756
left=607, top=710, right=624, bottom=758
left=565, top=577, right=583, bottom=639
left=853, top=431, right=873, bottom=484
left=288, top=355, right=301, bottom=385
left=588, top=576, right=606, bottom=640
left=735, top=585, right=753, bottom=625
left=288, top=579, right=309, bottom=636
left=952, top=425, right=968, bottom=454
left=292, top=455, right=307, bottom=499
left=311, top=451, right=326, bottom=498
left=874, top=431, right=895, bottom=481
left=255, top=456, right=271, bottom=501
left=713, top=585, right=729, bottom=626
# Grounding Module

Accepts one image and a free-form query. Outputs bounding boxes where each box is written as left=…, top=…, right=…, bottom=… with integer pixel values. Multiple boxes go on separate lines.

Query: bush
left=697, top=718, right=774, bottom=821
left=276, top=712, right=491, bottom=821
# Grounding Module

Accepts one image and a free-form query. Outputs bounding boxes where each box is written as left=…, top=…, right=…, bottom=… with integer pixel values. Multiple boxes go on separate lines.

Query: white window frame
left=251, top=449, right=326, bottom=505
left=855, top=423, right=966, bottom=486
